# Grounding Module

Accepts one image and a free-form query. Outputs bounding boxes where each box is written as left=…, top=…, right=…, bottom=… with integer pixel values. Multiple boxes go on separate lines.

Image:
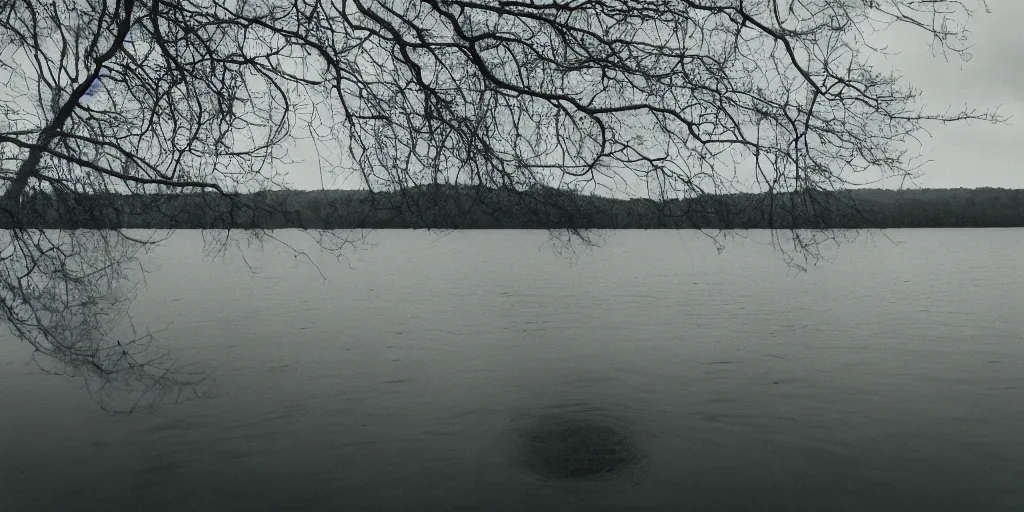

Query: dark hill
left=7, top=186, right=1024, bottom=230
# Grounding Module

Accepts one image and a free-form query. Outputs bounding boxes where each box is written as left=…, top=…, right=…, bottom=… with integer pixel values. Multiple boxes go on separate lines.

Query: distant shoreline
left=6, top=186, right=1024, bottom=230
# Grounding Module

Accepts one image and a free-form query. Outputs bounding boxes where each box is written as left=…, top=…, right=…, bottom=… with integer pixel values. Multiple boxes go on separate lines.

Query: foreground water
left=1, top=229, right=1023, bottom=511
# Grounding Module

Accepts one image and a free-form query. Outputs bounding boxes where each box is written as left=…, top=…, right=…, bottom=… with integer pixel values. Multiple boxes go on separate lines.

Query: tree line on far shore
left=7, top=185, right=1024, bottom=230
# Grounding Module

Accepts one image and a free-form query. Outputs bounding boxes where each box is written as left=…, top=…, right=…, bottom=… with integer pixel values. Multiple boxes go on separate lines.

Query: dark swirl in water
left=514, top=415, right=644, bottom=481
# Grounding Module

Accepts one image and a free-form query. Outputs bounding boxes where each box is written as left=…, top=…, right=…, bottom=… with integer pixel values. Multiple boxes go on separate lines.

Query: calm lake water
left=2, top=229, right=1023, bottom=511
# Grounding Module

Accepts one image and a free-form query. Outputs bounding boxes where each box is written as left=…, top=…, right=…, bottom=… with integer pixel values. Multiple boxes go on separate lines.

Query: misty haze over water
left=2, top=229, right=1022, bottom=511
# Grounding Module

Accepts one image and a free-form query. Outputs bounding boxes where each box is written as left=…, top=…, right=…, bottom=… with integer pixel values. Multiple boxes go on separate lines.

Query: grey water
left=1, top=229, right=1023, bottom=511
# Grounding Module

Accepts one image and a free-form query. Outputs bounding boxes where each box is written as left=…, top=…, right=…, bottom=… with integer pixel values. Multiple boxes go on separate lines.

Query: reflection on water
left=1, top=229, right=1024, bottom=511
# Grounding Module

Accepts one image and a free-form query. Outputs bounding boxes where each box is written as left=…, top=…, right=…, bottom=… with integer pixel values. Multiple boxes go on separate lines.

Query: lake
left=1, top=229, right=1023, bottom=511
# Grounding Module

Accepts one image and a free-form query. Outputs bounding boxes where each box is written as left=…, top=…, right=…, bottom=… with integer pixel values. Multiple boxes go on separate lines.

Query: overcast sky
left=282, top=1, right=1022, bottom=192
left=870, top=0, right=1024, bottom=189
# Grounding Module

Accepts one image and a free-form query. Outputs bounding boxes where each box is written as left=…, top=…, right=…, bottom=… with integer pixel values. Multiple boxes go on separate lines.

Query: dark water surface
left=2, top=229, right=1023, bottom=511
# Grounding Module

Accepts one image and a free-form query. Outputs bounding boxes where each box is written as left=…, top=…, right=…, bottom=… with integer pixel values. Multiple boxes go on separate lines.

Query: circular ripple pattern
left=514, top=416, right=643, bottom=480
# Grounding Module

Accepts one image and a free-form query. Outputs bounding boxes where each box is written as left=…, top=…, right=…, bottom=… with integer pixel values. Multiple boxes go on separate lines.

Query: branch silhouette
left=0, top=0, right=1001, bottom=410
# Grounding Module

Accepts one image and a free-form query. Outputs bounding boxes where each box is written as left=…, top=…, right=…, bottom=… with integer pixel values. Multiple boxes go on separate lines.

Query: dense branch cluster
left=0, top=0, right=996, bottom=202
left=0, top=0, right=997, bottom=410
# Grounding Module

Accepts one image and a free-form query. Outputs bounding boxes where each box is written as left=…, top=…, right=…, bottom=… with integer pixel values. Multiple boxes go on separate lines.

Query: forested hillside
left=7, top=186, right=1024, bottom=230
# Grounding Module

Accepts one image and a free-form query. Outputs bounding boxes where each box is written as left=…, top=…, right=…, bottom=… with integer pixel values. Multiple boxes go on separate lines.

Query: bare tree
left=0, top=0, right=1000, bottom=410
